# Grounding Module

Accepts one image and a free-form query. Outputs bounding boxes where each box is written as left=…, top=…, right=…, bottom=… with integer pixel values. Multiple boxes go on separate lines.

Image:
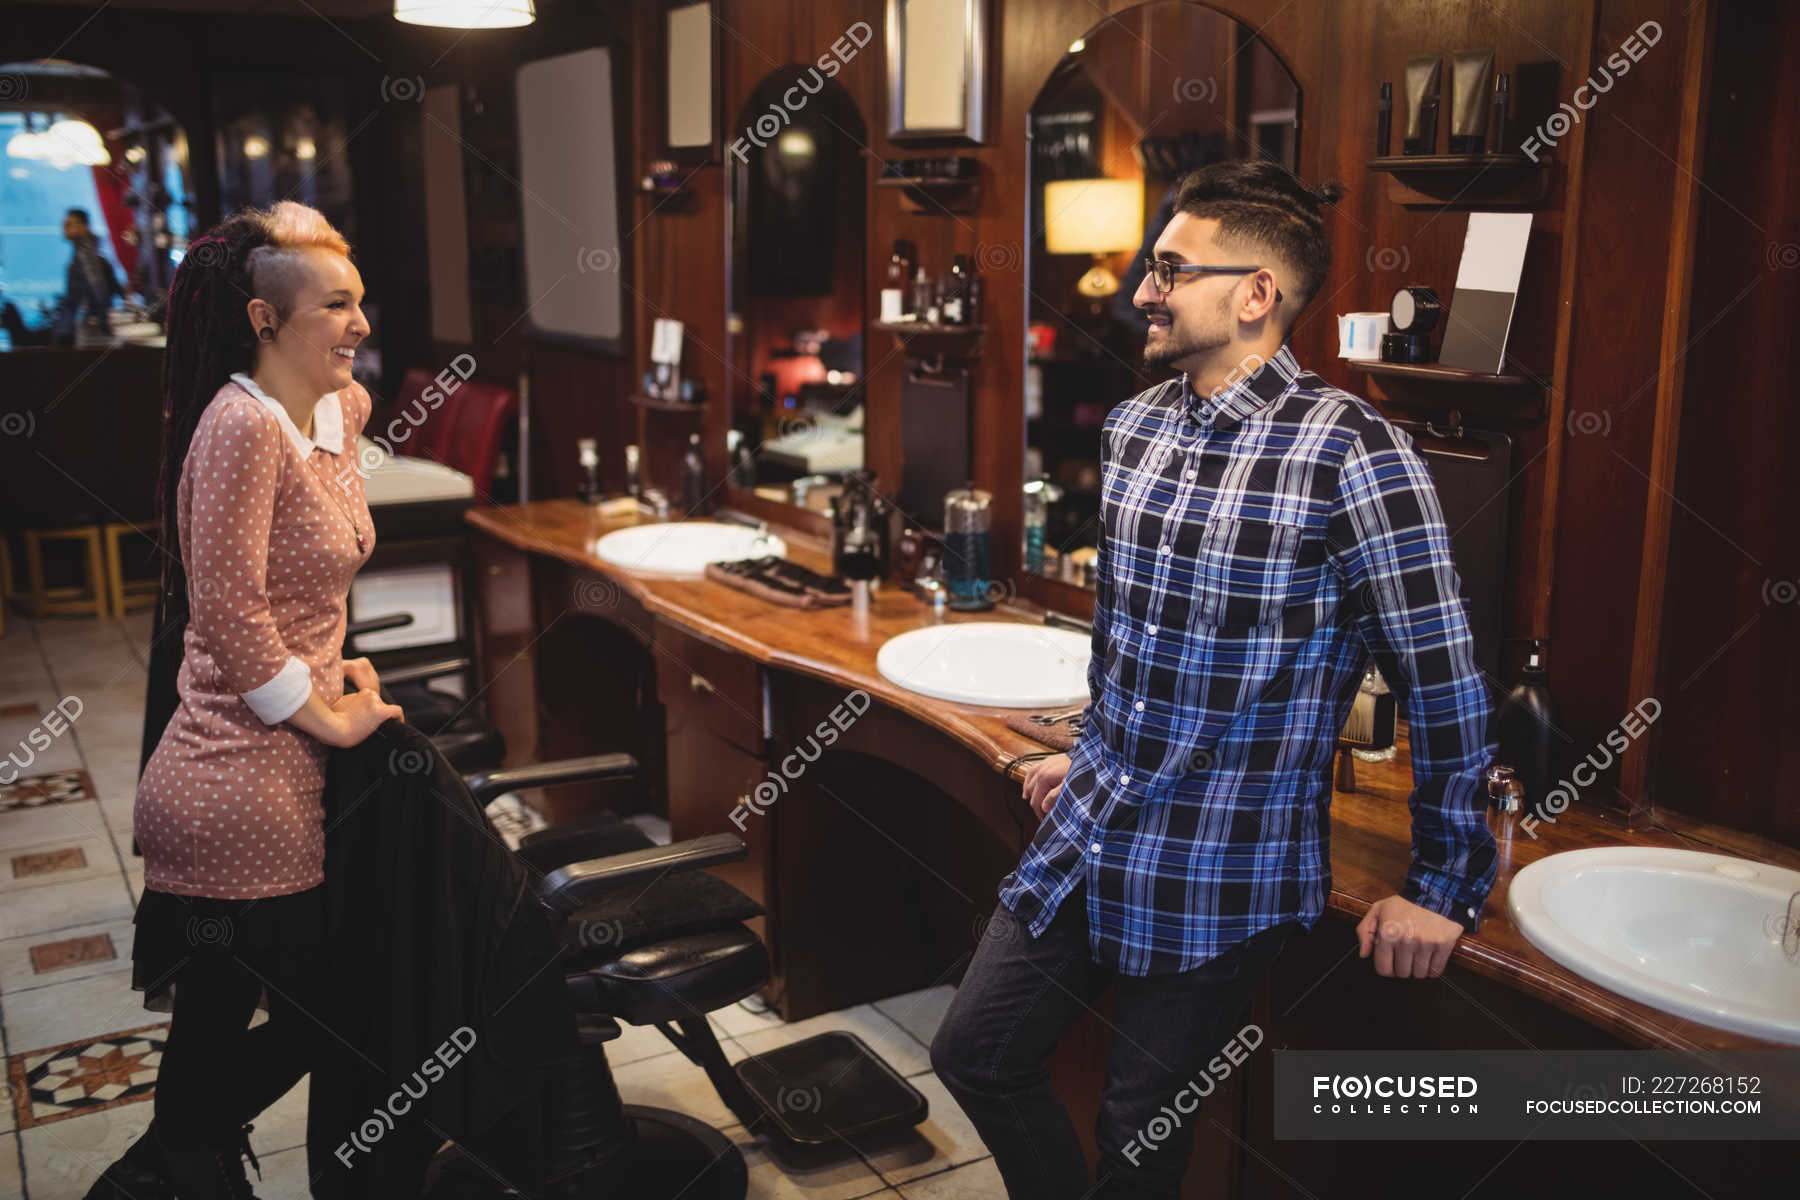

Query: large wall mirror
left=0, top=60, right=192, bottom=351
left=724, top=67, right=867, bottom=518
left=1022, top=3, right=1299, bottom=589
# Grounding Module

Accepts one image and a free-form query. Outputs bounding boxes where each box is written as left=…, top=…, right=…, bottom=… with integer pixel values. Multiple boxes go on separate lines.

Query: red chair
left=387, top=368, right=518, bottom=501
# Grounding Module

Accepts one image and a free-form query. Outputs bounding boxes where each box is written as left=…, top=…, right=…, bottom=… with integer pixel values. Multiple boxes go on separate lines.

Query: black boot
left=82, top=1122, right=175, bottom=1199
left=155, top=1121, right=262, bottom=1199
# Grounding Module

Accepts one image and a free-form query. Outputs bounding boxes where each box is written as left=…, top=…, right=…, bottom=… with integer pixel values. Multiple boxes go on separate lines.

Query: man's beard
left=1142, top=296, right=1232, bottom=371
left=1143, top=321, right=1229, bottom=371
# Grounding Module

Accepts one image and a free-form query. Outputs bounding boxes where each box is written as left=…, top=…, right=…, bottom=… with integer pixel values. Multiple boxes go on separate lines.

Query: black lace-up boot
left=155, top=1121, right=262, bottom=1199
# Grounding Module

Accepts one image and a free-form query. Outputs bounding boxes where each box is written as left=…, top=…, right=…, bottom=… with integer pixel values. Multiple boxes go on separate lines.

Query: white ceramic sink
left=1508, top=846, right=1800, bottom=1044
left=593, top=522, right=786, bottom=577
left=877, top=622, right=1091, bottom=709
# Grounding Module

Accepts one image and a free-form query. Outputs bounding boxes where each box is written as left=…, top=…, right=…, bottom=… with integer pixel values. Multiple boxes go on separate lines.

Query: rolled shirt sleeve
left=1331, top=422, right=1499, bottom=932
left=182, top=395, right=313, bottom=725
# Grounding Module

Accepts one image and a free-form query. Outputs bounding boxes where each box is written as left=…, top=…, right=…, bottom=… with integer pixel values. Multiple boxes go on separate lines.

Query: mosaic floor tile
left=0, top=770, right=95, bottom=812
left=7, top=1022, right=167, bottom=1129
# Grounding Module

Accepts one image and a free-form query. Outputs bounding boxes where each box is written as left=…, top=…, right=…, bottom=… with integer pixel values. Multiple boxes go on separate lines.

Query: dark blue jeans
left=930, top=886, right=1300, bottom=1199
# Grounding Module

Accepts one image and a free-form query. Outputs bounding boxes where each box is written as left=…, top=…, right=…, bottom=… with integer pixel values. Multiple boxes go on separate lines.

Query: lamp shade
left=394, top=0, right=536, bottom=29
left=1044, top=177, right=1144, bottom=256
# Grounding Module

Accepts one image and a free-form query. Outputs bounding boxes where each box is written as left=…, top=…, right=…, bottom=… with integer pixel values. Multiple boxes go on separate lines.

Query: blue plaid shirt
left=998, top=344, right=1498, bottom=975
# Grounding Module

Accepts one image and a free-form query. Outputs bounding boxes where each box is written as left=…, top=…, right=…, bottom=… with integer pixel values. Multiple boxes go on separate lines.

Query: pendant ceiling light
left=393, top=0, right=536, bottom=29
left=4, top=118, right=110, bottom=168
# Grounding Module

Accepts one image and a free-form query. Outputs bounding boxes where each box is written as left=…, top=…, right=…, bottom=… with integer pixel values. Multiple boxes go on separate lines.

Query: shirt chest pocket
left=1191, top=518, right=1305, bottom=629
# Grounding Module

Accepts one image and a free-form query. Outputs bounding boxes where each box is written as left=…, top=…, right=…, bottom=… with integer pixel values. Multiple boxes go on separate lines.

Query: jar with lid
left=944, top=484, right=993, bottom=611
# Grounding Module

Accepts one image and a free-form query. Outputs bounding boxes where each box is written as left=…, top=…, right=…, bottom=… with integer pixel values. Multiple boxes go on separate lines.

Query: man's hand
left=343, top=656, right=382, bottom=697
left=1023, top=753, right=1071, bottom=819
left=1357, top=895, right=1464, bottom=978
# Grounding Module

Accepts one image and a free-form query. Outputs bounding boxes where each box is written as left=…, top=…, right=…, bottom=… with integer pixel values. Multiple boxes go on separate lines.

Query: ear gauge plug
left=258, top=327, right=275, bottom=342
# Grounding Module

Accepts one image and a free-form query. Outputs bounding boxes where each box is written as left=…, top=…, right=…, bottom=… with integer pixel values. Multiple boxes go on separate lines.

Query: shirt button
left=1146, top=624, right=1158, bottom=634
left=1134, top=701, right=1145, bottom=711
left=1159, top=544, right=1171, bottom=555
left=1186, top=470, right=1196, bottom=480
left=1120, top=774, right=1131, bottom=785
left=1089, top=842, right=1102, bottom=854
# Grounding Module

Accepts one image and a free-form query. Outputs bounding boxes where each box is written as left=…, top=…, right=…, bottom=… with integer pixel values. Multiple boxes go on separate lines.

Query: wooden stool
left=102, top=522, right=160, bottom=619
left=23, top=526, right=108, bottom=620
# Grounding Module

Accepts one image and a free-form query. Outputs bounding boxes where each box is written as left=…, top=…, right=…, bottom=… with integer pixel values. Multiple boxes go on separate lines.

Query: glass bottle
left=577, top=437, right=601, bottom=503
left=910, top=267, right=934, bottom=325
left=1022, top=477, right=1061, bottom=575
left=942, top=254, right=970, bottom=326
left=1349, top=662, right=1398, bottom=763
left=882, top=238, right=916, bottom=322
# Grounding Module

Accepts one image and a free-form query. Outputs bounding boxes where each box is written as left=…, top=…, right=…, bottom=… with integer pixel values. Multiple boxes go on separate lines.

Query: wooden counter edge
left=464, top=501, right=1792, bottom=1055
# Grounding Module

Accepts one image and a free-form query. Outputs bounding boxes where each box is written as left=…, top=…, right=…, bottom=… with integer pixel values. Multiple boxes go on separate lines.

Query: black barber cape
left=306, top=719, right=576, bottom=1199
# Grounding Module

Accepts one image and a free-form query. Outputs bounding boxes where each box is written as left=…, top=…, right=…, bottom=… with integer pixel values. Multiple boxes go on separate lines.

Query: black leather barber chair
left=425, top=752, right=927, bottom=1199
left=343, top=614, right=506, bottom=773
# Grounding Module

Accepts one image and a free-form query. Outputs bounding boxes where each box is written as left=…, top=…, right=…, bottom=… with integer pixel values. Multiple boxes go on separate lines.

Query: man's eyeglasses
left=1144, top=259, right=1282, bottom=303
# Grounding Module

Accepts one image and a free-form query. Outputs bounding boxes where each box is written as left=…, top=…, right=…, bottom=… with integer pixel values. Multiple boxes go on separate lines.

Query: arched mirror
left=0, top=59, right=193, bottom=350
left=724, top=67, right=867, bottom=518
left=1023, top=3, right=1300, bottom=588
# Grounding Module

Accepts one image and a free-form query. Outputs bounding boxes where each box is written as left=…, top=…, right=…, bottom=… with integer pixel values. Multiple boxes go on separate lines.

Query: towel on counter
left=1004, top=710, right=1085, bottom=752
left=704, top=555, right=853, bottom=609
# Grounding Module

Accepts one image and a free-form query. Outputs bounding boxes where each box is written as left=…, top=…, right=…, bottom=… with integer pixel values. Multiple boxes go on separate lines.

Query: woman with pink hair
left=87, top=202, right=403, bottom=1200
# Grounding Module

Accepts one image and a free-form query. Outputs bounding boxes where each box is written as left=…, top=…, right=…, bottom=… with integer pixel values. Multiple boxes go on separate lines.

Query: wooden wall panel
left=1651, top=0, right=1800, bottom=846
left=1543, top=1, right=1697, bottom=818
left=611, top=0, right=1768, bottom=835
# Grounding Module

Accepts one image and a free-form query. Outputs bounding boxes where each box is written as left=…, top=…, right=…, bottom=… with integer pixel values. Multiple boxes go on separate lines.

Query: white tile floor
left=0, top=610, right=996, bottom=1198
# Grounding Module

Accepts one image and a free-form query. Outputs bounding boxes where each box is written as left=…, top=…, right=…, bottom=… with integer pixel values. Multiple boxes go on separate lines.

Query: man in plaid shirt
left=932, top=160, right=1498, bottom=1198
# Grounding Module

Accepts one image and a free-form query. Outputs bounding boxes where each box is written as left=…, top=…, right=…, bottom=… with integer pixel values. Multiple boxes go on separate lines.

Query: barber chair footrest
left=733, top=1032, right=928, bottom=1162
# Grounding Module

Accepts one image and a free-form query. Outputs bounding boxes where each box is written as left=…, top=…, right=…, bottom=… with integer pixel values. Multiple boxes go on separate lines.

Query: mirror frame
left=719, top=67, right=868, bottom=540
left=1015, top=0, right=1303, bottom=618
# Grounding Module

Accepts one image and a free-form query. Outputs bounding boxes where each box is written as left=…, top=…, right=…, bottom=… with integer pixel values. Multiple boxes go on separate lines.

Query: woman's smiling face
left=252, top=246, right=368, bottom=396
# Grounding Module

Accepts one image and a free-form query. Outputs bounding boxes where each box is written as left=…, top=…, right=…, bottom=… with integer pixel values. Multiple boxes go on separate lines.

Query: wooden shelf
left=875, top=175, right=981, bottom=214
left=1347, top=359, right=1541, bottom=387
left=873, top=321, right=985, bottom=361
left=629, top=391, right=705, bottom=414
left=638, top=180, right=698, bottom=210
left=1366, top=153, right=1550, bottom=210
left=1346, top=359, right=1546, bottom=423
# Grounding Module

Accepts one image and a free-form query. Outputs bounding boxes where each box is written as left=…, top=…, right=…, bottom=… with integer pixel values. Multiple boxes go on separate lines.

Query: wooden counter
left=467, top=499, right=1791, bottom=1055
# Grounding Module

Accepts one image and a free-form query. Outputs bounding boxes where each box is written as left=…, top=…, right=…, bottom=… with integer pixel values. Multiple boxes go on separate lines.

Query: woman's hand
left=326, top=689, right=405, bottom=748
left=343, top=656, right=382, bottom=696
left=1023, top=753, right=1072, bottom=819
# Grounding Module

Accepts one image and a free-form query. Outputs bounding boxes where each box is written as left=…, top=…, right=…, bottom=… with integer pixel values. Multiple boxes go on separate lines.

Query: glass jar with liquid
left=1022, top=476, right=1062, bottom=575
left=944, top=485, right=994, bottom=611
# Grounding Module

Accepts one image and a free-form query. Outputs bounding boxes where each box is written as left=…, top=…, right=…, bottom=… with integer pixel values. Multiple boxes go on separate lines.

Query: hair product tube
left=1404, top=55, right=1442, bottom=155
left=1449, top=48, right=1496, bottom=154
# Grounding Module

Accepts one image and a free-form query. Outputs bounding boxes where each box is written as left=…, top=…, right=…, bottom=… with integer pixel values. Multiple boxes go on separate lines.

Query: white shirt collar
left=230, top=373, right=345, bottom=457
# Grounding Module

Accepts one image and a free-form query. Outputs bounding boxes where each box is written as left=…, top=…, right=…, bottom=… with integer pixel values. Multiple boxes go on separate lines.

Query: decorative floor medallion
left=8, top=1023, right=168, bottom=1128
left=0, top=769, right=96, bottom=811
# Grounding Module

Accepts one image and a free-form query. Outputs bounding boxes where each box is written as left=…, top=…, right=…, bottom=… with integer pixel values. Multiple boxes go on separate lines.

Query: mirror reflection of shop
left=212, top=74, right=355, bottom=236
left=725, top=67, right=868, bottom=514
left=0, top=59, right=192, bottom=349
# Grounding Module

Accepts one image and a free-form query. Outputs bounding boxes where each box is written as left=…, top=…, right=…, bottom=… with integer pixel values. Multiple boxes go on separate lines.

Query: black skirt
left=129, top=883, right=327, bottom=1013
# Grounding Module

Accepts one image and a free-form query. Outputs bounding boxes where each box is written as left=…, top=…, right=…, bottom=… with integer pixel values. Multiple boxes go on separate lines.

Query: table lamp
left=1044, top=177, right=1145, bottom=299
